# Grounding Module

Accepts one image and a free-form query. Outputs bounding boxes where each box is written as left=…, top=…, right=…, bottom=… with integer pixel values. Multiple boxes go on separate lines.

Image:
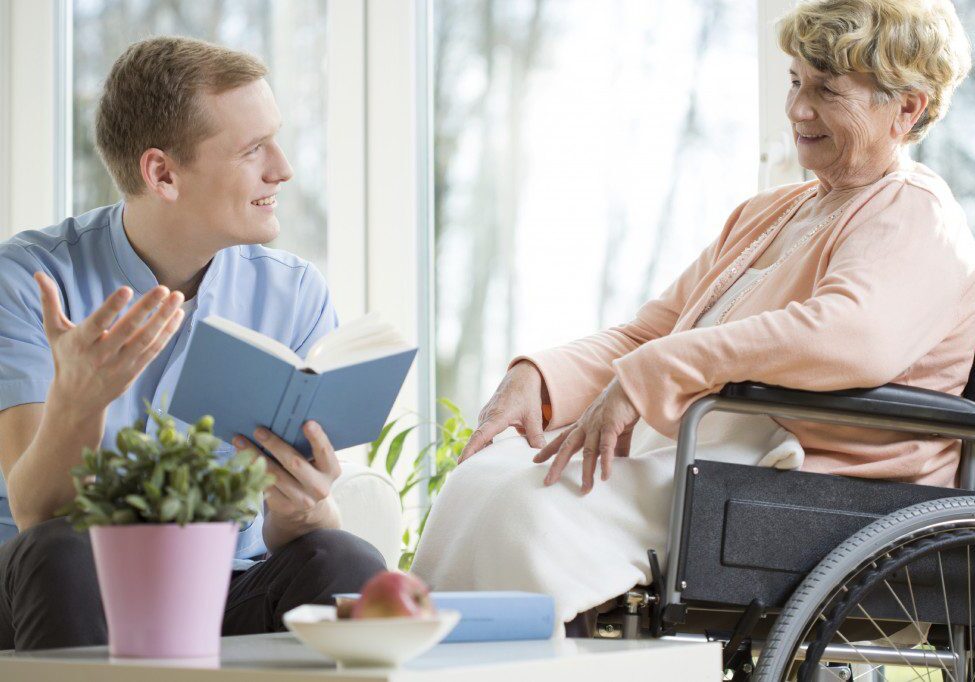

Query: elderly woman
left=412, top=0, right=974, bottom=633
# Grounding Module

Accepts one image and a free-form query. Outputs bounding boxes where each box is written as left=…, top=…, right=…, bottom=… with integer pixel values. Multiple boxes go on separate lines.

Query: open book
left=170, top=314, right=417, bottom=458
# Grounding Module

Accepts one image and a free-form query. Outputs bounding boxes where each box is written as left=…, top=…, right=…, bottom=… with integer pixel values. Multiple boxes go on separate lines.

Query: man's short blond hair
left=777, top=0, right=972, bottom=142
left=95, top=36, right=268, bottom=196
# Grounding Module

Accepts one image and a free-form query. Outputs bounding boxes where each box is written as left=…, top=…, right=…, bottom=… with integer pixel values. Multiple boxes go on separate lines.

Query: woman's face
left=786, top=58, right=903, bottom=187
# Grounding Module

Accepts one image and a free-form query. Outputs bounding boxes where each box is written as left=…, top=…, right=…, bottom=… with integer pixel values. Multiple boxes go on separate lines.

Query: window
left=71, top=0, right=329, bottom=269
left=432, top=0, right=761, bottom=418
left=912, top=0, right=975, bottom=228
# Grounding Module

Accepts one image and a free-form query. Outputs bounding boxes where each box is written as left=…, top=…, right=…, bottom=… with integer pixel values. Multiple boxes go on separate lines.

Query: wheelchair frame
left=636, top=380, right=975, bottom=677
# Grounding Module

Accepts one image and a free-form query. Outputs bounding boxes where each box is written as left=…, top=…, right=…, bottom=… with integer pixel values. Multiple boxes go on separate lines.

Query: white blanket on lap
left=411, top=413, right=804, bottom=625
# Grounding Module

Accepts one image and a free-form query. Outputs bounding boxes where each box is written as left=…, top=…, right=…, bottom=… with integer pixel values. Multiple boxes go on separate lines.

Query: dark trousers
left=0, top=517, right=386, bottom=651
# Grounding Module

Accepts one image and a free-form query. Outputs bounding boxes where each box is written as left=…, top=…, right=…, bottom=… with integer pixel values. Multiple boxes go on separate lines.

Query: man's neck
left=121, top=199, right=216, bottom=301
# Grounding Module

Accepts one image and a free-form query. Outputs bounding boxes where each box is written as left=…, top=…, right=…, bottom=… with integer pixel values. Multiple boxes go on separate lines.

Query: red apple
left=351, top=571, right=436, bottom=619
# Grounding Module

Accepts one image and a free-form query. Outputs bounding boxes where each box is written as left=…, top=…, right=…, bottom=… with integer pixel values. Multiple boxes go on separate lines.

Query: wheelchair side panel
left=677, top=461, right=972, bottom=617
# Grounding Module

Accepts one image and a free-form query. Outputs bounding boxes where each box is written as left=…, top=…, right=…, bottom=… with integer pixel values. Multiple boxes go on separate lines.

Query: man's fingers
left=233, top=435, right=304, bottom=501
left=100, top=287, right=174, bottom=354
left=458, top=418, right=504, bottom=463
left=599, top=430, right=619, bottom=482
left=533, top=429, right=569, bottom=463
left=118, top=293, right=183, bottom=362
left=34, top=272, right=74, bottom=340
left=543, top=427, right=584, bottom=486
left=264, top=485, right=297, bottom=515
left=252, top=427, right=331, bottom=501
left=79, top=284, right=139, bottom=344
left=131, top=309, right=184, bottom=372
left=304, top=420, right=341, bottom=479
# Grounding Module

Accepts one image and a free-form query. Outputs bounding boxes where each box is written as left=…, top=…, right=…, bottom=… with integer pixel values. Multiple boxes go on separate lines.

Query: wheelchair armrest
left=719, top=381, right=975, bottom=429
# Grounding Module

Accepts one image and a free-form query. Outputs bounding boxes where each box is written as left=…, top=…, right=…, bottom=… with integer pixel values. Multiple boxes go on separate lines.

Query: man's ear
left=139, top=148, right=181, bottom=202
left=892, top=89, right=929, bottom=139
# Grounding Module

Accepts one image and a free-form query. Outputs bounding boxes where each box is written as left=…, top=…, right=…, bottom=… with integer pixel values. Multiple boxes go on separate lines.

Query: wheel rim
left=782, top=523, right=975, bottom=681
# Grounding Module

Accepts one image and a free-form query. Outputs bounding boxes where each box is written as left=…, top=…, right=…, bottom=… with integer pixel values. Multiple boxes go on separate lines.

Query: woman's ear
left=139, top=148, right=180, bottom=202
left=892, top=89, right=929, bottom=139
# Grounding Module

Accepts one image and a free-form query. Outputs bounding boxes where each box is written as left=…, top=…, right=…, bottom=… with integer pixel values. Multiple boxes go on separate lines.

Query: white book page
left=203, top=316, right=302, bottom=367
left=303, top=313, right=411, bottom=373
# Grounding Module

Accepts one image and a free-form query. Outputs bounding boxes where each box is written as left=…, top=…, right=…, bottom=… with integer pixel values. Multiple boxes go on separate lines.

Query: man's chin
left=243, top=218, right=281, bottom=246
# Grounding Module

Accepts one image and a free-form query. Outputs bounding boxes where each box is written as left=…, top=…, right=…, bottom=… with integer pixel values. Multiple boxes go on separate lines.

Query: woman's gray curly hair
left=778, top=0, right=972, bottom=142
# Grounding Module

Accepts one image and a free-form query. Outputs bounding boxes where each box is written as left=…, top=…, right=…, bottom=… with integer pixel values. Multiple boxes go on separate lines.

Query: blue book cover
left=333, top=591, right=555, bottom=642
left=169, top=316, right=417, bottom=458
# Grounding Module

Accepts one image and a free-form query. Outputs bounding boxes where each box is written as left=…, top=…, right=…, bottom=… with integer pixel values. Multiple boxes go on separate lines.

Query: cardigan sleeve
left=613, top=181, right=974, bottom=438
left=511, top=200, right=748, bottom=428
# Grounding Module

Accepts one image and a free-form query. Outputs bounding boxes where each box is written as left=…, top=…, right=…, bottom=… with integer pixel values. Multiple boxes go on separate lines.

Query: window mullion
left=758, top=0, right=804, bottom=189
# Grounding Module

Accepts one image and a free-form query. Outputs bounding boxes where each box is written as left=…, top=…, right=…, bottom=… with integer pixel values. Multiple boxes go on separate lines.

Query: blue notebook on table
left=169, top=314, right=417, bottom=458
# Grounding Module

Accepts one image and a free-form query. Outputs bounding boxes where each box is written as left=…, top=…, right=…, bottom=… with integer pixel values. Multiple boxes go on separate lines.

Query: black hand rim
left=792, top=525, right=975, bottom=682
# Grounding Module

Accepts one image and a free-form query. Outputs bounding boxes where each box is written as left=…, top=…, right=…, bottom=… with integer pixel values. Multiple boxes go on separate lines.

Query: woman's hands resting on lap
left=459, top=360, right=641, bottom=494
left=458, top=361, right=550, bottom=462
left=533, top=378, right=639, bottom=494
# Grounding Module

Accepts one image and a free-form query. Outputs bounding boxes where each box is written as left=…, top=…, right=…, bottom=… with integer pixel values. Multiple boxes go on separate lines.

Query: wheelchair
left=596, top=372, right=975, bottom=681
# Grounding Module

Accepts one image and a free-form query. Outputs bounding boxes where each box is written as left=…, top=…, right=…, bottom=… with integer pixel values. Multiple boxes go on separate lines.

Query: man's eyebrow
left=239, top=124, right=282, bottom=152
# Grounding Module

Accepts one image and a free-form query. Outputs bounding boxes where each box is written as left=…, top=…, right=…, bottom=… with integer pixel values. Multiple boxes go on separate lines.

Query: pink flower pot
left=90, top=522, right=238, bottom=658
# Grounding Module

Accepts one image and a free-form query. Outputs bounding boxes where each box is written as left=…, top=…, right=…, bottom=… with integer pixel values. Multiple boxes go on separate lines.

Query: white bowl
left=283, top=604, right=461, bottom=667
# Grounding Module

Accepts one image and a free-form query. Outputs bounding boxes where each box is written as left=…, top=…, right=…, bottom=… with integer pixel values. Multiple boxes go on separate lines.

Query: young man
left=0, top=36, right=385, bottom=651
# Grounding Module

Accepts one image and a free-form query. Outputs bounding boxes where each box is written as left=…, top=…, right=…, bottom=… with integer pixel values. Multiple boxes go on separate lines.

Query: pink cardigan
left=518, top=163, right=975, bottom=486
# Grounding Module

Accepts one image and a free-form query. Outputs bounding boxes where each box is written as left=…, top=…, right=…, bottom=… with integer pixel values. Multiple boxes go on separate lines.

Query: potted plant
left=368, top=398, right=473, bottom=570
left=58, top=408, right=274, bottom=658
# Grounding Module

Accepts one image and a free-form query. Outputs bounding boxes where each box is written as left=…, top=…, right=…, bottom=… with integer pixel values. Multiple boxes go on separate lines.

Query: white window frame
left=1, top=0, right=798, bottom=459
left=759, top=0, right=805, bottom=188
left=2, top=0, right=62, bottom=238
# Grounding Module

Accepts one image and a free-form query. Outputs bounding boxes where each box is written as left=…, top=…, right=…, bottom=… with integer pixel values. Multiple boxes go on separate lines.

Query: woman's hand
left=533, top=378, right=639, bottom=494
left=233, top=420, right=342, bottom=551
left=35, top=271, right=184, bottom=419
left=458, top=361, right=550, bottom=463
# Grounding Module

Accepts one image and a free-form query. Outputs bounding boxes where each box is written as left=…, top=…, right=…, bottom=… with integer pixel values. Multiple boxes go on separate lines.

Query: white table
left=0, top=632, right=721, bottom=681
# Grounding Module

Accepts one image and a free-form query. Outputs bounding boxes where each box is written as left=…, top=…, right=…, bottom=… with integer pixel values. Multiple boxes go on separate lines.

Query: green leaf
left=198, top=501, right=216, bottom=519
left=367, top=418, right=400, bottom=467
left=112, top=509, right=137, bottom=524
left=385, top=426, right=418, bottom=475
left=125, top=495, right=150, bottom=512
left=437, top=397, right=464, bottom=420
left=427, top=473, right=445, bottom=495
left=144, top=482, right=162, bottom=502
left=185, top=487, right=200, bottom=521
left=175, top=464, right=190, bottom=495
left=160, top=497, right=181, bottom=522
left=398, top=552, right=415, bottom=572
left=399, top=474, right=422, bottom=501
left=417, top=506, right=433, bottom=537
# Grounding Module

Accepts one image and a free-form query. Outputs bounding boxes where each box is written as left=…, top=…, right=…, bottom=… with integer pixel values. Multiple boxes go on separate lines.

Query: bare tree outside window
left=433, top=0, right=760, bottom=421
left=913, top=0, right=975, bottom=228
left=72, top=0, right=328, bottom=271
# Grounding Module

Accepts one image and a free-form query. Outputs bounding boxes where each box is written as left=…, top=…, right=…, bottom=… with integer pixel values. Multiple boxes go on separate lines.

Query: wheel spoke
left=854, top=603, right=943, bottom=681
left=904, top=565, right=933, bottom=677
left=937, top=552, right=960, bottom=680
left=967, top=546, right=972, bottom=682
left=852, top=663, right=885, bottom=680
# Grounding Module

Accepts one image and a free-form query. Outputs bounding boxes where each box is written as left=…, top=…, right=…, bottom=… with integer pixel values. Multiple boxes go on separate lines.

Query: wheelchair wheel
left=754, top=496, right=975, bottom=681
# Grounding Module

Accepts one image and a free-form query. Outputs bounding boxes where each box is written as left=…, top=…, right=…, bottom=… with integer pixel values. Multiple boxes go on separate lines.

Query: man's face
left=174, top=78, right=293, bottom=249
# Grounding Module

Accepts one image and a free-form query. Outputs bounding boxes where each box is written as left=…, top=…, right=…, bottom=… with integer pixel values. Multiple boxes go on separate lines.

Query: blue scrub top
left=0, top=202, right=338, bottom=562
